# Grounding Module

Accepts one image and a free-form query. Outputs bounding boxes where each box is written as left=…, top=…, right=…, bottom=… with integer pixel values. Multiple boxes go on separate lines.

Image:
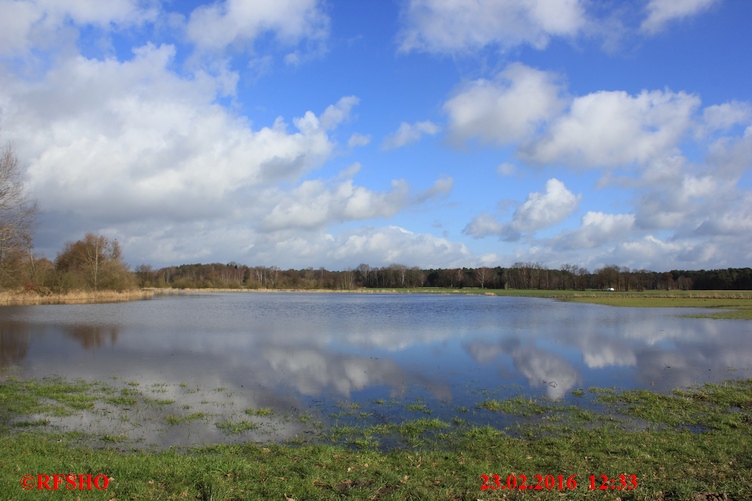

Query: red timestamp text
left=479, top=473, right=638, bottom=492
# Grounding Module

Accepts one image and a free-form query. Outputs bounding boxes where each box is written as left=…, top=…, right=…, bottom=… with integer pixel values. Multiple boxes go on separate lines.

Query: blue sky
left=1, top=0, right=751, bottom=271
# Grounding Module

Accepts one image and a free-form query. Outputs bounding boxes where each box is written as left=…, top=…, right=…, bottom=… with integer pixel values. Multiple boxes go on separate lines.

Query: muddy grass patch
left=1, top=377, right=751, bottom=499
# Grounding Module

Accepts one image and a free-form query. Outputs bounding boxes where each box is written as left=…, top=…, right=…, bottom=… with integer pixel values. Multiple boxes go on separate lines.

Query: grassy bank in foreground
left=1, top=377, right=750, bottom=500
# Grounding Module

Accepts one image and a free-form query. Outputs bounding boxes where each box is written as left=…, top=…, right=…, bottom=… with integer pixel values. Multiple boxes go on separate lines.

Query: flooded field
left=1, top=292, right=750, bottom=447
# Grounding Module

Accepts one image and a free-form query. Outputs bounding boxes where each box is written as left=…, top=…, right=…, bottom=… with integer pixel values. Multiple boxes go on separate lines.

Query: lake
left=1, top=292, right=750, bottom=446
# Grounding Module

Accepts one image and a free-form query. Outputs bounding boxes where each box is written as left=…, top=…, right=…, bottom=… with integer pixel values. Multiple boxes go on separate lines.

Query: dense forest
left=135, top=262, right=752, bottom=292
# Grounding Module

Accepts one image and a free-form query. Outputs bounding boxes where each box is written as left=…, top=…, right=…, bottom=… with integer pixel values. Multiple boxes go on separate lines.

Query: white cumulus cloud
left=9, top=46, right=339, bottom=221
left=513, top=178, right=581, bottom=231
left=546, top=212, right=636, bottom=250
left=701, top=101, right=752, bottom=134
left=444, top=63, right=566, bottom=145
left=260, top=175, right=453, bottom=232
left=0, top=0, right=158, bottom=55
left=521, top=89, right=700, bottom=168
left=464, top=178, right=579, bottom=241
left=382, top=120, right=440, bottom=150
left=186, top=0, right=329, bottom=53
left=641, top=0, right=719, bottom=35
left=398, top=0, right=586, bottom=54
left=328, top=226, right=472, bottom=269
left=347, top=133, right=371, bottom=148
left=261, top=179, right=411, bottom=231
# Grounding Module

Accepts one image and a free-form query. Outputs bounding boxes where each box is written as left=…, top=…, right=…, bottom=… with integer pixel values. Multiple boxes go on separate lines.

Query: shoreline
left=1, top=287, right=750, bottom=319
left=0, top=289, right=158, bottom=306
left=155, top=286, right=752, bottom=297
left=166, top=286, right=752, bottom=319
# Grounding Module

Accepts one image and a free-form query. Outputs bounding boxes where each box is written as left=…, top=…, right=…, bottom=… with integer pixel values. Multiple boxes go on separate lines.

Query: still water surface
left=1, top=292, right=750, bottom=445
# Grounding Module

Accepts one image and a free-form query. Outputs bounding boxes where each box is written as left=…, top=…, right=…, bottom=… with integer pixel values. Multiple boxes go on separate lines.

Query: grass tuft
left=215, top=420, right=259, bottom=434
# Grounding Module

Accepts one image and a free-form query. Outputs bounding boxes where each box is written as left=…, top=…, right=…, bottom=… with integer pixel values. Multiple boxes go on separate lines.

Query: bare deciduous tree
left=475, top=267, right=489, bottom=289
left=357, top=263, right=370, bottom=287
left=339, top=268, right=354, bottom=290
left=0, top=141, right=38, bottom=287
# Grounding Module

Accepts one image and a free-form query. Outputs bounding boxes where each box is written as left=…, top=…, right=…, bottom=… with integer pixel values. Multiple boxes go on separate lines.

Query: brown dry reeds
left=0, top=289, right=157, bottom=306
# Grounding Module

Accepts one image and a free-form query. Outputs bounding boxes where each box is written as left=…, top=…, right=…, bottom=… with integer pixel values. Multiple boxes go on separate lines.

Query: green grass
left=104, top=395, right=138, bottom=406
left=101, top=433, right=128, bottom=443
left=244, top=407, right=272, bottom=417
left=215, top=419, right=259, bottom=434
left=478, top=395, right=551, bottom=416
left=566, top=295, right=752, bottom=319
left=1, top=377, right=751, bottom=499
left=404, top=403, right=431, bottom=414
left=145, top=397, right=176, bottom=406
left=0, top=377, right=97, bottom=418
left=597, top=379, right=752, bottom=431
left=684, top=308, right=752, bottom=320
left=367, top=288, right=752, bottom=319
left=165, top=412, right=206, bottom=425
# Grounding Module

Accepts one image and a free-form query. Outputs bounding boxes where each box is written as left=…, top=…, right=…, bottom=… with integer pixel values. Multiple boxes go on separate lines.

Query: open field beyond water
left=365, top=288, right=752, bottom=320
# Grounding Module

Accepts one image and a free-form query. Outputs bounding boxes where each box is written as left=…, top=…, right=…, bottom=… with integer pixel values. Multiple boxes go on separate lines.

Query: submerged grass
left=565, top=295, right=752, bottom=320
left=165, top=412, right=206, bottom=425
left=215, top=419, right=259, bottom=434
left=1, top=377, right=751, bottom=500
left=478, top=395, right=552, bottom=416
left=244, top=407, right=272, bottom=417
left=367, top=288, right=752, bottom=319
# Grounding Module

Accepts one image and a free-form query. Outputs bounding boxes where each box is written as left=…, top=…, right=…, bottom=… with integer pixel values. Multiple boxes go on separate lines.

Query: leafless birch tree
left=0, top=141, right=38, bottom=287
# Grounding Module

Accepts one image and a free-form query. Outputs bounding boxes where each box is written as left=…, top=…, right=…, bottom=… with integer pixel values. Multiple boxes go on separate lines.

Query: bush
left=54, top=234, right=136, bottom=292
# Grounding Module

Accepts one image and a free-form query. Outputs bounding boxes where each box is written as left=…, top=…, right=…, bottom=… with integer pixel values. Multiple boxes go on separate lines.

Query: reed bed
left=0, top=289, right=156, bottom=306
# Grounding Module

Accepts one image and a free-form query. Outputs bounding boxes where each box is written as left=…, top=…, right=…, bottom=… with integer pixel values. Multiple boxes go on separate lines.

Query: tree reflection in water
left=0, top=321, right=29, bottom=369
left=64, top=325, right=119, bottom=350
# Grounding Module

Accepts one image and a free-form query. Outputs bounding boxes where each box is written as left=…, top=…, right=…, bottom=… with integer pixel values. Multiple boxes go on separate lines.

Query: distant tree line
left=135, top=261, right=752, bottom=292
